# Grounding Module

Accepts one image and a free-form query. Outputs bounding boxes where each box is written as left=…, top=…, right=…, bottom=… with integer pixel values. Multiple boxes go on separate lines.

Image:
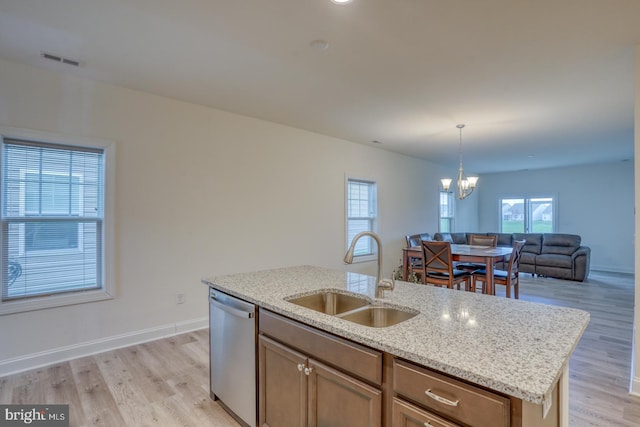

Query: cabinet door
left=259, top=335, right=308, bottom=427
left=392, top=398, right=461, bottom=427
left=307, top=359, right=382, bottom=427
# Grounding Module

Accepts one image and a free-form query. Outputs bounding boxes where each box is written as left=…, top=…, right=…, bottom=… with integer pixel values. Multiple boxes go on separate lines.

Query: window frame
left=0, top=127, right=115, bottom=315
left=498, top=194, right=558, bottom=234
left=345, top=175, right=378, bottom=263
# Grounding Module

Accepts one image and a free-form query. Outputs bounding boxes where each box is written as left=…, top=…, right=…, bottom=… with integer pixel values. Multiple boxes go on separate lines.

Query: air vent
left=40, top=52, right=80, bottom=67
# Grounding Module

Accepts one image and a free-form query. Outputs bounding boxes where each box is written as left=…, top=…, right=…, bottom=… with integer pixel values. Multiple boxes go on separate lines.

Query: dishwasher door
left=209, top=289, right=256, bottom=426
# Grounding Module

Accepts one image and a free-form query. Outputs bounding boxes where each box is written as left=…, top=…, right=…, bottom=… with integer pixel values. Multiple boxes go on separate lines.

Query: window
left=346, top=177, right=377, bottom=259
left=1, top=127, right=114, bottom=315
left=500, top=196, right=555, bottom=233
left=439, top=190, right=454, bottom=232
left=25, top=172, right=82, bottom=252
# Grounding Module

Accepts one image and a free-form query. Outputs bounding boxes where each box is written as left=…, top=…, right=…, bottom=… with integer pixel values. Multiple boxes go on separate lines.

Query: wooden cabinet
left=308, top=358, right=382, bottom=427
left=257, top=309, right=557, bottom=427
left=391, top=357, right=562, bottom=427
left=392, top=398, right=461, bottom=427
left=259, top=309, right=383, bottom=385
left=259, top=311, right=382, bottom=427
left=258, top=335, right=307, bottom=427
left=393, top=359, right=510, bottom=427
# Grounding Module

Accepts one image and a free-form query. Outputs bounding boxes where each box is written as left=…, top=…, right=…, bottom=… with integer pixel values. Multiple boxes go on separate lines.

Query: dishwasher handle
left=210, top=295, right=255, bottom=319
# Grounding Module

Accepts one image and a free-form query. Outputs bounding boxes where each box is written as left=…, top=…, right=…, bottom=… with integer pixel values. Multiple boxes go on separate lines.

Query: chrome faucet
left=344, top=231, right=395, bottom=298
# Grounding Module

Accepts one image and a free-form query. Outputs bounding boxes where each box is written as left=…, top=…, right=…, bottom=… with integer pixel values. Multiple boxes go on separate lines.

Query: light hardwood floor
left=515, top=271, right=640, bottom=427
left=0, top=271, right=638, bottom=426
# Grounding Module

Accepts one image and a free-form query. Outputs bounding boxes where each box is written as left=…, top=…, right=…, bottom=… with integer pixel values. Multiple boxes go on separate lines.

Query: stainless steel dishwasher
left=209, top=288, right=256, bottom=426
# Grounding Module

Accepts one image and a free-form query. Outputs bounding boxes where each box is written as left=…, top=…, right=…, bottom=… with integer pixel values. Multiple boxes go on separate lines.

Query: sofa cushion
left=407, top=233, right=434, bottom=247
left=519, top=252, right=537, bottom=266
left=487, top=233, right=513, bottom=247
left=434, top=232, right=467, bottom=244
left=536, top=253, right=572, bottom=269
left=450, top=233, right=468, bottom=244
left=434, top=232, right=453, bottom=243
left=514, top=233, right=543, bottom=255
left=541, top=233, right=581, bottom=255
left=419, top=233, right=433, bottom=242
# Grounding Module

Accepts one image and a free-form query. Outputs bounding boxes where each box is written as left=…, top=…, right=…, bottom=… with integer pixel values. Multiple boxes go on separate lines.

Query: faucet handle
left=380, top=277, right=395, bottom=291
left=376, top=277, right=395, bottom=298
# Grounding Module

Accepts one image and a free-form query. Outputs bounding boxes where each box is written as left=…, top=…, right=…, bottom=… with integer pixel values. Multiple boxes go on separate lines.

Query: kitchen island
left=203, top=265, right=589, bottom=427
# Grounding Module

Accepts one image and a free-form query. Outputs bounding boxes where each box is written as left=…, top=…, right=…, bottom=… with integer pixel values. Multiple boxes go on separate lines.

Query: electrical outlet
left=176, top=293, right=185, bottom=304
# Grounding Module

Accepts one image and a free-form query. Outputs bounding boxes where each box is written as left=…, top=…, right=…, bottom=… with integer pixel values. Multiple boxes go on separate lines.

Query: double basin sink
left=286, top=290, right=418, bottom=328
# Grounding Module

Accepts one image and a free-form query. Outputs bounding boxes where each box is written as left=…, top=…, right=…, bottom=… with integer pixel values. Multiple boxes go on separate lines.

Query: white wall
left=0, top=58, right=447, bottom=373
left=453, top=191, right=480, bottom=232
left=475, top=162, right=634, bottom=273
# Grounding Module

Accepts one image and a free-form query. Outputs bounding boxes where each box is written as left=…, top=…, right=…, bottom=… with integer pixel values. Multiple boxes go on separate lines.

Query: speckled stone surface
left=202, top=265, right=589, bottom=404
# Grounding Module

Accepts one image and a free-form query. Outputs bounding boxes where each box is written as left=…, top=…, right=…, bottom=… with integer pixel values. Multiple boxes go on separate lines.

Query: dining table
left=402, top=243, right=513, bottom=295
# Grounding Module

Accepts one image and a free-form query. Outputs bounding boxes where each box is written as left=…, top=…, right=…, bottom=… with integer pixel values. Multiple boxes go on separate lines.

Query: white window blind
left=1, top=139, right=105, bottom=301
left=346, top=178, right=377, bottom=257
left=439, top=190, right=455, bottom=232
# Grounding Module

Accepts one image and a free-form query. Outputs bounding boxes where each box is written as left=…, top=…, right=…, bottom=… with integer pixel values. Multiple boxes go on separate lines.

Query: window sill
left=0, top=288, right=114, bottom=316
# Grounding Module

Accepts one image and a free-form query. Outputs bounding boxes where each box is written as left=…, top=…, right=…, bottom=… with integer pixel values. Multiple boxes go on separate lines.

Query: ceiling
left=0, top=0, right=638, bottom=173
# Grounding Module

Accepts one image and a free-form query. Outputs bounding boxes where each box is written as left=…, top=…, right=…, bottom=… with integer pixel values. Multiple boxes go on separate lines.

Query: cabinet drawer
left=392, top=398, right=461, bottom=427
left=393, top=359, right=510, bottom=427
left=260, top=310, right=383, bottom=385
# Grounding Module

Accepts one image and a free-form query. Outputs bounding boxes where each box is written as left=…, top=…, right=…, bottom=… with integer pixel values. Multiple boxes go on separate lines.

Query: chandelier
left=441, top=124, right=478, bottom=200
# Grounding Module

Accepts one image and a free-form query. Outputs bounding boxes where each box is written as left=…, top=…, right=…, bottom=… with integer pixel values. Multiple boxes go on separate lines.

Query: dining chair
left=421, top=241, right=471, bottom=290
left=472, top=239, right=526, bottom=298
left=405, top=234, right=421, bottom=247
left=405, top=234, right=431, bottom=283
left=469, top=234, right=498, bottom=247
left=457, top=234, right=498, bottom=271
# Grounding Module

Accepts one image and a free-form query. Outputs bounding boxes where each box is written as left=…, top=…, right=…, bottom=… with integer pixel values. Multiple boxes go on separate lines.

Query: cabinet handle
left=424, top=389, right=459, bottom=407
left=304, top=367, right=313, bottom=376
left=297, top=363, right=305, bottom=372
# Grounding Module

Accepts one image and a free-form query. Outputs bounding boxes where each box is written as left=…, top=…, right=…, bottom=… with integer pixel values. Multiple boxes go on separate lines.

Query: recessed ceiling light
left=331, top=0, right=353, bottom=4
left=310, top=39, right=329, bottom=50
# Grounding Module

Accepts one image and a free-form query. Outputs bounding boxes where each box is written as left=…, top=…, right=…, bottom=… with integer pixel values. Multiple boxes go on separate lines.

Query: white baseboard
left=589, top=265, right=634, bottom=275
left=0, top=317, right=208, bottom=377
left=631, top=376, right=640, bottom=396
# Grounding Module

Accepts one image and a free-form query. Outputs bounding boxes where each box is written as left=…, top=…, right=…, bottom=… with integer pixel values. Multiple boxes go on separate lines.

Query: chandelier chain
left=458, top=124, right=464, bottom=168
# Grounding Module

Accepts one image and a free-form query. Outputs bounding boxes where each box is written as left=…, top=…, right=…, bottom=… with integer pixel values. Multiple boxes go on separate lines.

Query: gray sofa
left=432, top=232, right=591, bottom=282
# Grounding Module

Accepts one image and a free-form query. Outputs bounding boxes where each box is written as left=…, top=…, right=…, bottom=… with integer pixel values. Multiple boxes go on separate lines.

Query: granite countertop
left=202, top=265, right=589, bottom=404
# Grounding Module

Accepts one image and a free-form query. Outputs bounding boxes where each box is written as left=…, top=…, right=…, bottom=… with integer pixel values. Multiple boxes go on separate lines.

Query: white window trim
left=345, top=174, right=378, bottom=264
left=0, top=126, right=115, bottom=315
